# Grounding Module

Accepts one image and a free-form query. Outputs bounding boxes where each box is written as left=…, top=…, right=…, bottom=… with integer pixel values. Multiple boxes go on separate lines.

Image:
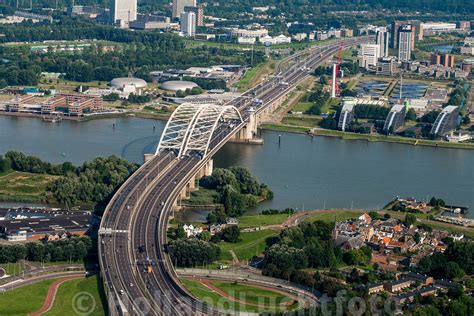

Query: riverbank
left=260, top=123, right=474, bottom=150
left=0, top=110, right=170, bottom=122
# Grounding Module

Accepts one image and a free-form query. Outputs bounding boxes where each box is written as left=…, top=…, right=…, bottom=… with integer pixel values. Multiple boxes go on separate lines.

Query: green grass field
left=292, top=102, right=313, bottom=113
left=0, top=279, right=56, bottom=315
left=219, top=229, right=278, bottom=262
left=213, top=281, right=295, bottom=309
left=0, top=171, right=58, bottom=202
left=180, top=278, right=297, bottom=313
left=282, top=115, right=322, bottom=128
left=44, top=275, right=107, bottom=316
left=238, top=214, right=289, bottom=229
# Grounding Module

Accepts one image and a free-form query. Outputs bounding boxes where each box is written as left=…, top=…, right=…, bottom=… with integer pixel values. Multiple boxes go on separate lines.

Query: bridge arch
left=156, top=103, right=242, bottom=158
left=182, top=105, right=242, bottom=157
left=155, top=103, right=204, bottom=155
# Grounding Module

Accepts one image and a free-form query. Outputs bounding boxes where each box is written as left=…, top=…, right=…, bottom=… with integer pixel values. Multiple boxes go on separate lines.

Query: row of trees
left=0, top=151, right=76, bottom=175
left=304, top=89, right=330, bottom=115
left=48, top=156, right=137, bottom=210
left=0, top=236, right=92, bottom=263
left=167, top=238, right=220, bottom=267
left=200, top=167, right=273, bottom=220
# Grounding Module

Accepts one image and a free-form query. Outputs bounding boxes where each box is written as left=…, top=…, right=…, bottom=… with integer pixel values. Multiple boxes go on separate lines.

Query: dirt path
left=28, top=276, right=83, bottom=316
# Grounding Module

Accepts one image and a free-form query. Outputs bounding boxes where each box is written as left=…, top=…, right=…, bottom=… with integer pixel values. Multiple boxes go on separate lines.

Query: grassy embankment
left=44, top=275, right=107, bottom=316
left=236, top=60, right=276, bottom=92
left=0, top=279, right=57, bottom=315
left=218, top=229, right=279, bottom=263
left=180, top=278, right=297, bottom=313
left=0, top=170, right=58, bottom=203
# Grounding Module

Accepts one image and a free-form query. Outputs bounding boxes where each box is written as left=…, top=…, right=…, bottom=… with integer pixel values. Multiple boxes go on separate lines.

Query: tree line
left=0, top=236, right=92, bottom=263
left=0, top=151, right=137, bottom=213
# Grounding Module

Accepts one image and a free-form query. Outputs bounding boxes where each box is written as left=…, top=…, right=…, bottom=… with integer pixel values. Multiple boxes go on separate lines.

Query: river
left=1, top=116, right=472, bottom=219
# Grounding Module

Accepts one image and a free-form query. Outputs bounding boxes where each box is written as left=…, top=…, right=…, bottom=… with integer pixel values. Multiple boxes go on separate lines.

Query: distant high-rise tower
left=172, top=0, right=196, bottom=19
left=184, top=5, right=204, bottom=26
left=375, top=27, right=389, bottom=57
left=398, top=25, right=412, bottom=61
left=110, top=0, right=137, bottom=27
left=180, top=12, right=196, bottom=36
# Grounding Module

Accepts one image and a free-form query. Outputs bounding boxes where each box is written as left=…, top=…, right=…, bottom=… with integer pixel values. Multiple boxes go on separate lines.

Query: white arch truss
left=155, top=103, right=204, bottom=155
left=155, top=103, right=242, bottom=158
left=182, top=105, right=242, bottom=157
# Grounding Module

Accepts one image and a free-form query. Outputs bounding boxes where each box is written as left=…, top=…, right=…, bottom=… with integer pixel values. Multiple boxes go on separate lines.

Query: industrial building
left=0, top=92, right=103, bottom=116
left=430, top=105, right=459, bottom=137
left=0, top=208, right=93, bottom=241
left=337, top=98, right=356, bottom=132
left=383, top=104, right=407, bottom=134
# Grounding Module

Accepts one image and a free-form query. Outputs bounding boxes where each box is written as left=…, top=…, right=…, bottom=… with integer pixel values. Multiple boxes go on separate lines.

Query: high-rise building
left=184, top=5, right=204, bottom=27
left=180, top=12, right=196, bottom=37
left=110, top=0, right=137, bottom=27
left=172, top=0, right=196, bottom=19
left=391, top=21, right=419, bottom=49
left=390, top=21, right=403, bottom=48
left=359, top=43, right=381, bottom=68
left=375, top=27, right=389, bottom=57
left=398, top=25, right=412, bottom=61
left=430, top=53, right=455, bottom=68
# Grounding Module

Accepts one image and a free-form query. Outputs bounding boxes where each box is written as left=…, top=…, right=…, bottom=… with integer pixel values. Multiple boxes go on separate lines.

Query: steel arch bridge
left=155, top=103, right=243, bottom=158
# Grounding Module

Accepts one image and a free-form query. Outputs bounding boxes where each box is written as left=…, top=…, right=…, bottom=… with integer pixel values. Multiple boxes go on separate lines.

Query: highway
left=99, top=36, right=373, bottom=315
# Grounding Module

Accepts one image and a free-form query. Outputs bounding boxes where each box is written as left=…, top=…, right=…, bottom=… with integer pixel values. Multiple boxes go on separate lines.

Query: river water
left=1, top=116, right=472, bottom=219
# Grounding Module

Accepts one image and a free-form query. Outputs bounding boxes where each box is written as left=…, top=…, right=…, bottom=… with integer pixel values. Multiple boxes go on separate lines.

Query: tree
left=403, top=214, right=417, bottom=227
left=221, top=225, right=241, bottom=243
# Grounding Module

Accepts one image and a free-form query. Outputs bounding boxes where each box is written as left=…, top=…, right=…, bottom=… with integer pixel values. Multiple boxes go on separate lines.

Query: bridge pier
left=174, top=159, right=214, bottom=211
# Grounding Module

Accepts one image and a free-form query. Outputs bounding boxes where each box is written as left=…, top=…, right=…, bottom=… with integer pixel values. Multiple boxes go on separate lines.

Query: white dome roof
left=160, top=80, right=199, bottom=91
left=110, top=77, right=147, bottom=89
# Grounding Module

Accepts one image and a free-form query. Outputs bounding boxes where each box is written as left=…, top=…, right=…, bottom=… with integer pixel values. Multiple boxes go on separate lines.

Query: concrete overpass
left=98, top=36, right=373, bottom=315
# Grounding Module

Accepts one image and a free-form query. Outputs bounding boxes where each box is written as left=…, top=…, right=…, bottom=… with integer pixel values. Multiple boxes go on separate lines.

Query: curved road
left=99, top=36, right=373, bottom=316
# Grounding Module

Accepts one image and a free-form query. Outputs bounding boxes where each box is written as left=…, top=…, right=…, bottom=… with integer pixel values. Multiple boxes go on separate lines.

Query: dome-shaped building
left=160, top=80, right=199, bottom=92
left=110, top=77, right=147, bottom=89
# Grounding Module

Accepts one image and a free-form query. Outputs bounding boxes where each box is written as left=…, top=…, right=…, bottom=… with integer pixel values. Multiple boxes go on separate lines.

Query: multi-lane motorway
left=99, top=36, right=373, bottom=315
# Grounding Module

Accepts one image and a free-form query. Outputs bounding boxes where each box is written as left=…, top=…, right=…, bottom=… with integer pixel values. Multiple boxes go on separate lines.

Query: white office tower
left=375, top=27, right=389, bottom=57
left=180, top=12, right=196, bottom=37
left=331, top=63, right=337, bottom=98
left=359, top=43, right=381, bottom=68
left=398, top=25, right=412, bottom=61
left=110, top=0, right=137, bottom=27
left=173, top=0, right=196, bottom=19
